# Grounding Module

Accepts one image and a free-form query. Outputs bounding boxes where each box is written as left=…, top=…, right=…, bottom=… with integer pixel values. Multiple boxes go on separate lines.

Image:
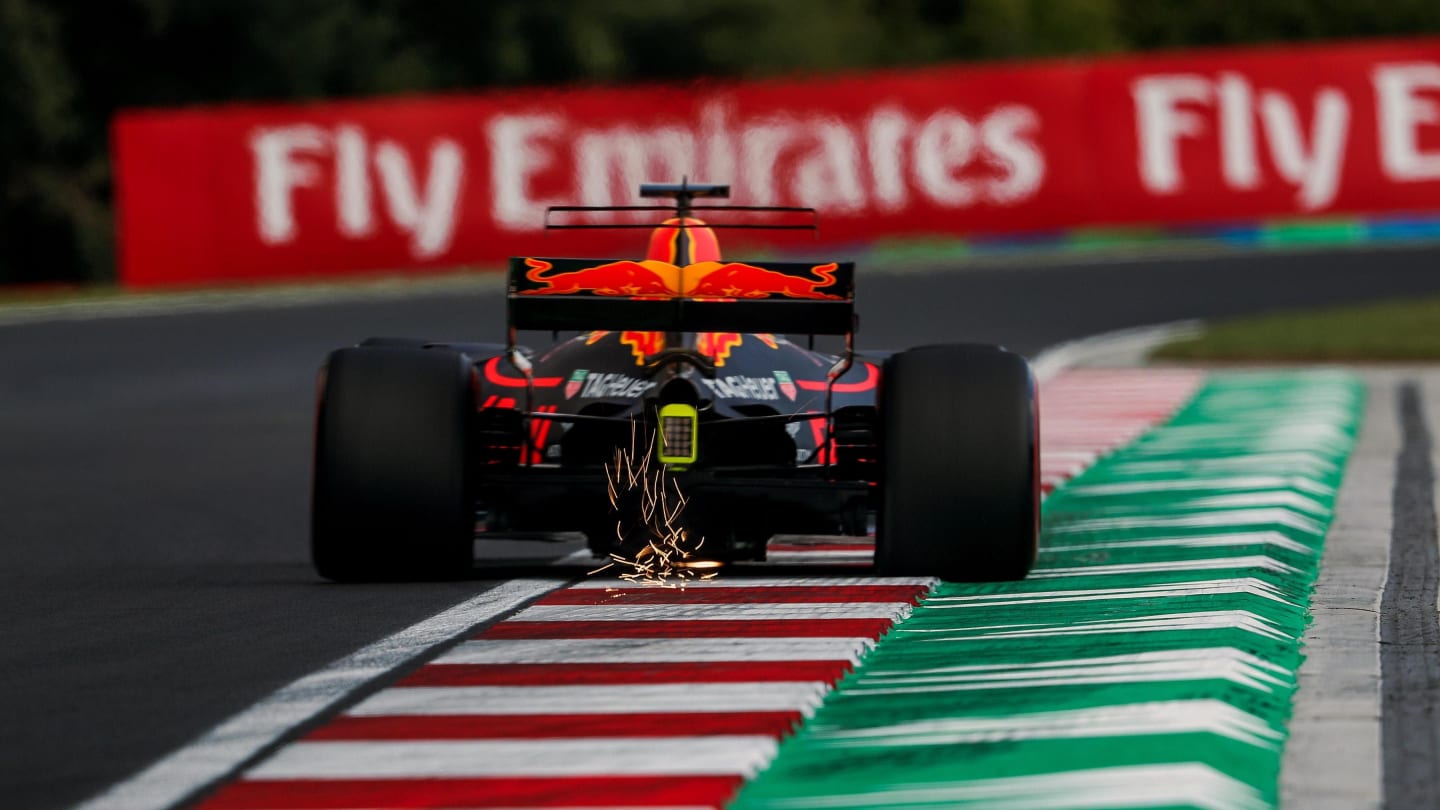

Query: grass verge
left=1154, top=295, right=1440, bottom=361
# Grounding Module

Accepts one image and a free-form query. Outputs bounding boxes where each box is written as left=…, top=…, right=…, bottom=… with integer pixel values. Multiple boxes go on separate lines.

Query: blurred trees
left=2, top=0, right=1437, bottom=284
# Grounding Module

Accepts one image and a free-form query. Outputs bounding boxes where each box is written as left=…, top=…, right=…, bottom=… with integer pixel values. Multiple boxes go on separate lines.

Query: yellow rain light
left=657, top=403, right=699, bottom=467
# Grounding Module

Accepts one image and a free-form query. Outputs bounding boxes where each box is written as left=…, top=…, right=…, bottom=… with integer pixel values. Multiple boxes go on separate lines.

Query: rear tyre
left=312, top=347, right=476, bottom=581
left=875, top=344, right=1038, bottom=581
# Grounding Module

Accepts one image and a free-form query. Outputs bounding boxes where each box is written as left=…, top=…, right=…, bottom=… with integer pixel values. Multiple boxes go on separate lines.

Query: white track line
left=1281, top=376, right=1394, bottom=808
left=764, top=551, right=874, bottom=564
left=1029, top=322, right=1201, bottom=382
left=73, top=578, right=564, bottom=810
left=249, top=737, right=780, bottom=779
left=567, top=576, right=928, bottom=588
left=511, top=602, right=910, bottom=621
left=438, top=636, right=877, bottom=664
left=347, top=682, right=830, bottom=716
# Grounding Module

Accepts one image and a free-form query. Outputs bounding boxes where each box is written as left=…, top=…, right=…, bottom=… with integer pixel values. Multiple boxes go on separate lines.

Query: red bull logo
left=521, top=257, right=676, bottom=297
left=685, top=262, right=842, bottom=300
left=520, top=257, right=842, bottom=301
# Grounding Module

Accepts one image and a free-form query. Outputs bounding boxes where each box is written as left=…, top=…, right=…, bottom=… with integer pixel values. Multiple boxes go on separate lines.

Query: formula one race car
left=311, top=181, right=1038, bottom=582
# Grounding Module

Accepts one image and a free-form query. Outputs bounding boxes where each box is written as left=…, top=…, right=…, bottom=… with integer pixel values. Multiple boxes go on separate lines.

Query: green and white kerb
left=732, top=371, right=1364, bottom=810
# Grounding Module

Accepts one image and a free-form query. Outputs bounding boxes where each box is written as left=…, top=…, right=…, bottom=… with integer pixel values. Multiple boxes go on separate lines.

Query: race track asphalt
left=4, top=242, right=1440, bottom=809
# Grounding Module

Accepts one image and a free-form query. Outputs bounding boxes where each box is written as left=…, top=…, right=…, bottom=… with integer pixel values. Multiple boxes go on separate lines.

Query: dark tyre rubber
left=312, top=347, right=476, bottom=581
left=875, top=344, right=1039, bottom=581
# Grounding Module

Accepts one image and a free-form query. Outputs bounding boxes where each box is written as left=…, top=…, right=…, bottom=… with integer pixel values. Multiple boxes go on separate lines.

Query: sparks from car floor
left=591, top=422, right=718, bottom=586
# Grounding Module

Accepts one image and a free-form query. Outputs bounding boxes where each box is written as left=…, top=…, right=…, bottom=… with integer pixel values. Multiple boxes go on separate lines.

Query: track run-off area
left=83, top=367, right=1370, bottom=809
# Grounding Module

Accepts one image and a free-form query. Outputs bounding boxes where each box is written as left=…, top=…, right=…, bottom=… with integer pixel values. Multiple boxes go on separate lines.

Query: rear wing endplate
left=506, top=257, right=855, bottom=335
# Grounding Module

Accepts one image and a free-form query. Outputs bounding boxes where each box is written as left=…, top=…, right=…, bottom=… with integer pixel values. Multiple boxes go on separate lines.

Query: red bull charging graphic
left=695, top=332, right=745, bottom=366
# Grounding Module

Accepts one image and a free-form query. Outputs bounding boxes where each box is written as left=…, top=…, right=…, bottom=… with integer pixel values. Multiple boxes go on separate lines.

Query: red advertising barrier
left=113, top=37, right=1440, bottom=287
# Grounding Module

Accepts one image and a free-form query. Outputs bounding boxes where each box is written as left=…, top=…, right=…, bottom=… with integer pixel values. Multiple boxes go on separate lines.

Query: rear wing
left=506, top=257, right=855, bottom=335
